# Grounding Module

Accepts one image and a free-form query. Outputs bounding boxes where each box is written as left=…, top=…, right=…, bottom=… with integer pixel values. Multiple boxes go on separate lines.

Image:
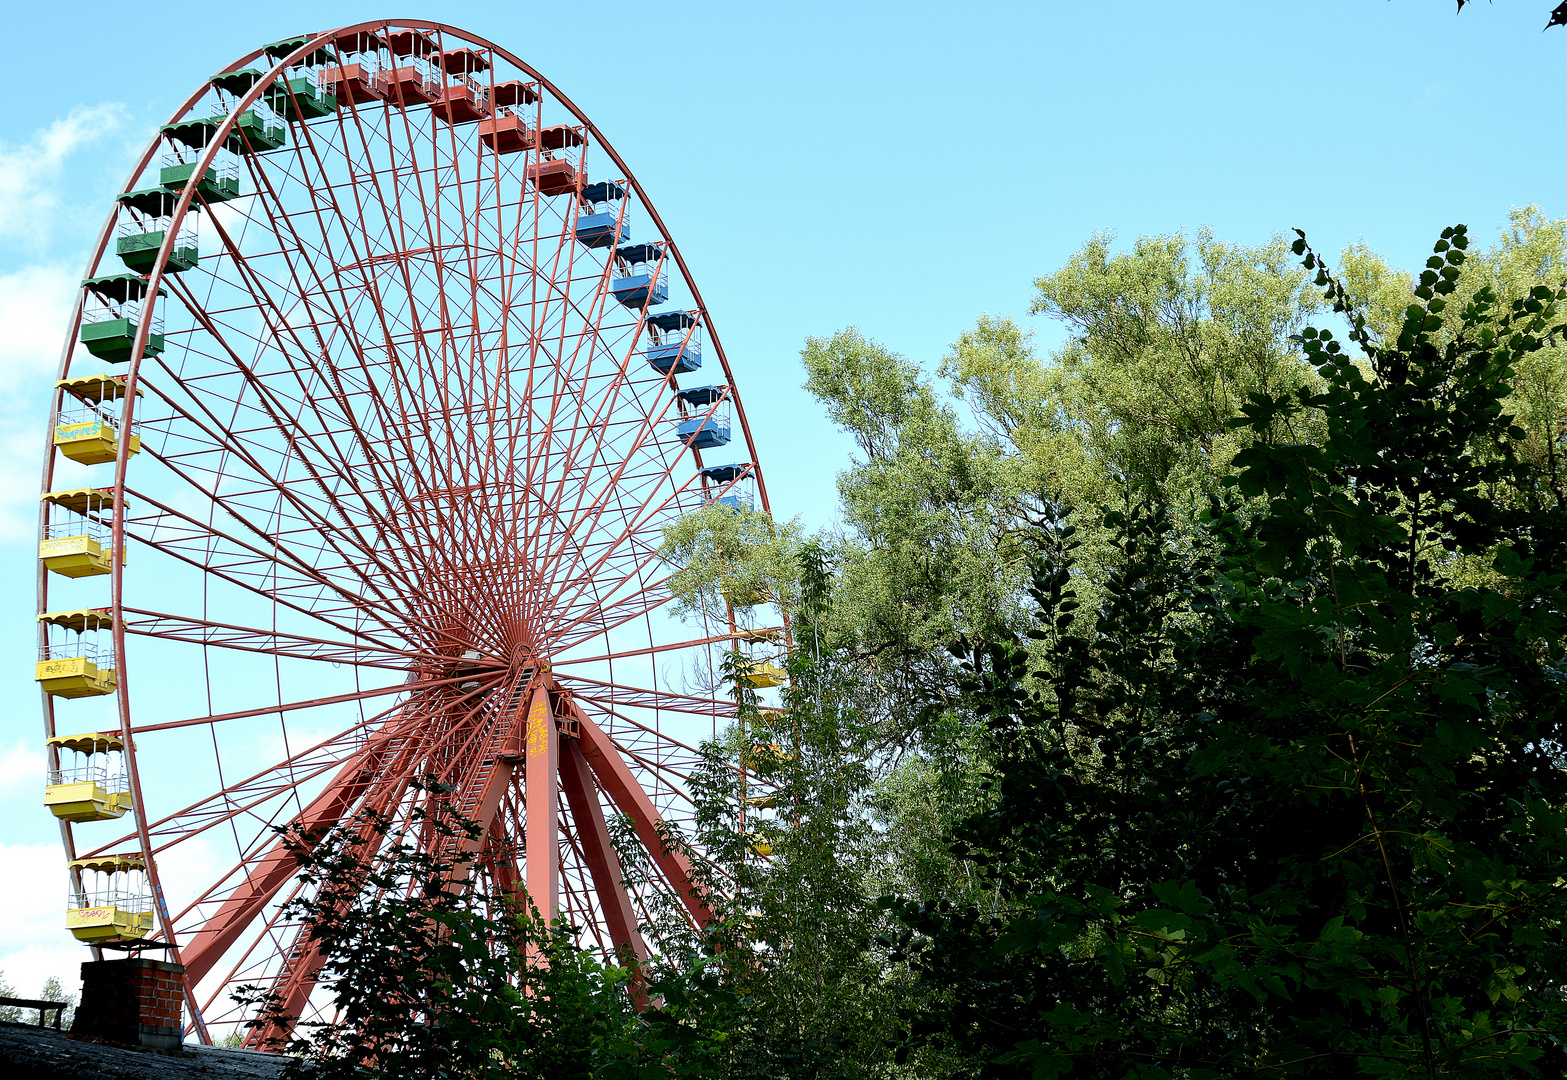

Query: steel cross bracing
left=40, top=19, right=783, bottom=1047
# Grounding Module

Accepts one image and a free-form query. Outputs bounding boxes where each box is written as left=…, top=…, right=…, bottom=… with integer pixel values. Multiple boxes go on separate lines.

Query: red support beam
left=247, top=809, right=387, bottom=1050
left=571, top=708, right=712, bottom=928
left=559, top=737, right=648, bottom=966
left=524, top=686, right=559, bottom=920
left=180, top=745, right=383, bottom=985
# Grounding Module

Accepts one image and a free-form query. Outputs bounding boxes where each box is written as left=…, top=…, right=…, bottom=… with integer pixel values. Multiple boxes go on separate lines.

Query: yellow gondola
left=738, top=658, right=786, bottom=688
left=35, top=609, right=117, bottom=698
left=38, top=489, right=127, bottom=578
left=45, top=733, right=133, bottom=822
left=66, top=855, right=153, bottom=942
left=52, top=375, right=142, bottom=466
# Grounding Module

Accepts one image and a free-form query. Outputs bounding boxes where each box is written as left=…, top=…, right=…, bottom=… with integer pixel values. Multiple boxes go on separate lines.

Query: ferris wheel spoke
left=196, top=874, right=312, bottom=1019
left=183, top=716, right=451, bottom=1004
left=557, top=832, right=610, bottom=954
left=129, top=675, right=475, bottom=735
left=570, top=695, right=712, bottom=765
left=124, top=517, right=413, bottom=651
left=173, top=743, right=428, bottom=943
left=123, top=376, right=466, bottom=628
left=129, top=372, right=429, bottom=623
left=99, top=700, right=431, bottom=860
left=538, top=364, right=696, bottom=563
left=567, top=707, right=709, bottom=800
left=162, top=265, right=429, bottom=572
left=527, top=372, right=680, bottom=580
left=532, top=470, right=702, bottom=628
left=177, top=745, right=412, bottom=986
left=540, top=572, right=680, bottom=655
left=121, top=608, right=442, bottom=670
left=123, top=487, right=416, bottom=645
left=529, top=445, right=687, bottom=612
left=555, top=674, right=739, bottom=726
left=201, top=138, right=511, bottom=592
left=552, top=629, right=767, bottom=667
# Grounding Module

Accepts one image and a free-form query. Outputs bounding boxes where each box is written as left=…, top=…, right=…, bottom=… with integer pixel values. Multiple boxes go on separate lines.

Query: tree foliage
left=883, top=225, right=1567, bottom=1077
left=1455, top=1, right=1567, bottom=31
left=660, top=502, right=804, bottom=625
left=240, top=785, right=737, bottom=1079
left=797, top=232, right=1324, bottom=766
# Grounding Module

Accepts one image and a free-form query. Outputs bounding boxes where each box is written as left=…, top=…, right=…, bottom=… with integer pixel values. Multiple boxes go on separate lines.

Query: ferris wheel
left=36, top=20, right=783, bottom=1045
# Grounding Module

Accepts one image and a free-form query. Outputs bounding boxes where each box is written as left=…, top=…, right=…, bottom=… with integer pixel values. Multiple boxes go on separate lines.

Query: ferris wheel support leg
left=525, top=687, right=560, bottom=922
left=181, top=744, right=387, bottom=986
left=246, top=808, right=390, bottom=1051
left=484, top=827, right=522, bottom=899
left=572, top=710, right=713, bottom=930
left=559, top=738, right=650, bottom=978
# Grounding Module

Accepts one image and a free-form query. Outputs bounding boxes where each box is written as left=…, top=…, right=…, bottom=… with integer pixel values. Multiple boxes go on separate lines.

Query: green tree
left=1340, top=207, right=1567, bottom=510
left=659, top=502, right=804, bottom=626
left=800, top=232, right=1322, bottom=727
left=621, top=567, right=970, bottom=1079
left=885, top=225, right=1567, bottom=1077
left=39, top=976, right=75, bottom=1029
left=240, top=782, right=737, bottom=1079
left=0, top=972, right=20, bottom=1024
left=798, top=232, right=1327, bottom=913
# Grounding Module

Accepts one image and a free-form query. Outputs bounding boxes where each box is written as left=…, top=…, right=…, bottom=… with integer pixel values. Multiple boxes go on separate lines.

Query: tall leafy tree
left=885, top=225, right=1567, bottom=1077
left=800, top=233, right=1323, bottom=731
left=1340, top=207, right=1567, bottom=512
left=801, top=232, right=1327, bottom=910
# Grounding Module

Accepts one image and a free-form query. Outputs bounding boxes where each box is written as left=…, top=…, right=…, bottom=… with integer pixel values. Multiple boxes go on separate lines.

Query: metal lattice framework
left=38, top=19, right=778, bottom=1045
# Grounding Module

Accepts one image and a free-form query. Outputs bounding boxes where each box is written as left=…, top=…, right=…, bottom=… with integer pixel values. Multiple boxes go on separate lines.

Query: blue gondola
left=612, top=243, right=668, bottom=309
left=576, top=182, right=629, bottom=247
left=700, top=463, right=751, bottom=483
left=675, top=385, right=731, bottom=449
left=574, top=211, right=628, bottom=248
left=676, top=416, right=731, bottom=449
left=645, top=309, right=701, bottom=371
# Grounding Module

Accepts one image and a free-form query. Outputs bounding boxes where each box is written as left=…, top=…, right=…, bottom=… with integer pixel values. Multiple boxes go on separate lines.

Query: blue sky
left=0, top=0, right=1560, bottom=993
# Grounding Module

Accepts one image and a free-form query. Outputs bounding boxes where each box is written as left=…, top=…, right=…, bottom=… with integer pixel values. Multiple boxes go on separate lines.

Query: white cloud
left=0, top=842, right=83, bottom=1000
left=0, top=104, right=134, bottom=548
left=0, top=412, right=49, bottom=542
left=0, top=739, right=44, bottom=791
left=0, top=262, right=76, bottom=387
left=0, top=104, right=128, bottom=252
left=0, top=259, right=77, bottom=543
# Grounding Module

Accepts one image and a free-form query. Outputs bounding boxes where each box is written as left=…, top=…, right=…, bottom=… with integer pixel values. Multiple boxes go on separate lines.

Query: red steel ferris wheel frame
left=40, top=19, right=777, bottom=1045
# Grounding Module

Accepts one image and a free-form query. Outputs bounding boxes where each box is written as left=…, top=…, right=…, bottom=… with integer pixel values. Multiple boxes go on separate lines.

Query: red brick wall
left=72, top=958, right=185, bottom=1049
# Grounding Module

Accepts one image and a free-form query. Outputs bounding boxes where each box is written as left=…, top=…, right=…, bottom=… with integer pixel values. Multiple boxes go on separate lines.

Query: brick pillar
left=72, top=957, right=184, bottom=1049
